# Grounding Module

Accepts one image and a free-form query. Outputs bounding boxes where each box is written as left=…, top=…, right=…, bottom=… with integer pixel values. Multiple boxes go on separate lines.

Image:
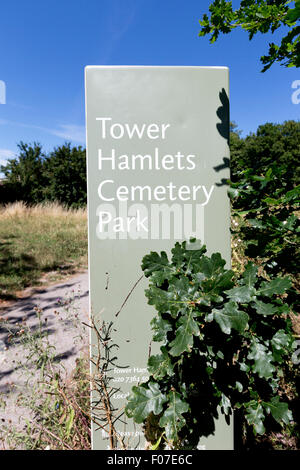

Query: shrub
left=125, top=239, right=296, bottom=449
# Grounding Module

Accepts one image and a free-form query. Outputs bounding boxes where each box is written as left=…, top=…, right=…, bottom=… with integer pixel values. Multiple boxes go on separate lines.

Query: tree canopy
left=43, top=143, right=87, bottom=207
left=0, top=142, right=46, bottom=204
left=230, top=120, right=300, bottom=187
left=199, top=0, right=300, bottom=71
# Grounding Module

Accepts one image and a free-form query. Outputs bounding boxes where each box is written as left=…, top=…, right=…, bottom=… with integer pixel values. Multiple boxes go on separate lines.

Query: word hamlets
left=98, top=148, right=196, bottom=171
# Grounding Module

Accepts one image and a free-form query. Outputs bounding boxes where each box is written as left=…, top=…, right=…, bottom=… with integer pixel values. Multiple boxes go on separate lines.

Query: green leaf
left=185, top=246, right=209, bottom=274
left=285, top=185, right=300, bottom=202
left=235, top=381, right=243, bottom=393
left=239, top=361, right=250, bottom=373
left=248, top=339, right=275, bottom=379
left=220, top=393, right=231, bottom=415
left=258, top=277, right=291, bottom=297
left=171, top=276, right=197, bottom=300
left=285, top=1, right=300, bottom=24
left=228, top=186, right=239, bottom=199
left=145, top=286, right=175, bottom=314
left=169, top=309, right=200, bottom=356
left=276, top=302, right=290, bottom=315
left=226, top=285, right=256, bottom=303
left=150, top=315, right=172, bottom=343
left=193, top=272, right=206, bottom=285
left=263, top=197, right=279, bottom=206
left=215, top=270, right=235, bottom=290
left=241, top=263, right=258, bottom=288
left=142, top=251, right=175, bottom=286
left=212, top=301, right=249, bottom=335
left=126, top=382, right=167, bottom=423
left=198, top=253, right=226, bottom=278
left=245, top=401, right=265, bottom=435
left=171, top=239, right=207, bottom=273
left=248, top=218, right=265, bottom=229
left=284, top=214, right=298, bottom=231
left=264, top=396, right=293, bottom=425
left=148, top=347, right=174, bottom=380
left=197, top=284, right=224, bottom=305
left=65, top=407, right=75, bottom=438
left=199, top=270, right=235, bottom=302
left=256, top=12, right=266, bottom=19
left=271, top=330, right=291, bottom=350
left=271, top=330, right=293, bottom=362
left=253, top=300, right=277, bottom=316
left=159, top=391, right=189, bottom=441
left=171, top=241, right=187, bottom=268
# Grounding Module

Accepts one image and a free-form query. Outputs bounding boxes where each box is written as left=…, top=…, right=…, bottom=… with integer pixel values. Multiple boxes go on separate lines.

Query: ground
left=0, top=271, right=89, bottom=436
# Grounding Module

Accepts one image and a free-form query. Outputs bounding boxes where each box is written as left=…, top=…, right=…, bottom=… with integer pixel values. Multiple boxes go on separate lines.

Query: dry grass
left=0, top=201, right=86, bottom=219
left=0, top=202, right=88, bottom=300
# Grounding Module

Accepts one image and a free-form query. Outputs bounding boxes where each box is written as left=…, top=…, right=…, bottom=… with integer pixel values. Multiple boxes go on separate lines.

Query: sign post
left=85, top=66, right=233, bottom=450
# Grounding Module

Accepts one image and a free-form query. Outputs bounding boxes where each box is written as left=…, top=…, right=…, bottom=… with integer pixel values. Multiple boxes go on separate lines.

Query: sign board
left=85, top=66, right=233, bottom=450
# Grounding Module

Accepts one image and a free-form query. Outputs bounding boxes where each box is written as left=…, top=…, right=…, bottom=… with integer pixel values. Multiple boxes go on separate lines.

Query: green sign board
left=85, top=66, right=233, bottom=450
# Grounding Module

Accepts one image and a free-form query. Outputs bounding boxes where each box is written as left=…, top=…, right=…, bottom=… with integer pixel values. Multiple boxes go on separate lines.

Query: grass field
left=0, top=202, right=88, bottom=300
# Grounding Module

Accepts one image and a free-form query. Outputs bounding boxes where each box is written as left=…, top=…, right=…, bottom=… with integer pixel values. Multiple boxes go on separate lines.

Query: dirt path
left=0, top=271, right=89, bottom=434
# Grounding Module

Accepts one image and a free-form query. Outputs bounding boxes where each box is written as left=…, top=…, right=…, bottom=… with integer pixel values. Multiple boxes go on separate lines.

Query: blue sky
left=0, top=0, right=299, bottom=166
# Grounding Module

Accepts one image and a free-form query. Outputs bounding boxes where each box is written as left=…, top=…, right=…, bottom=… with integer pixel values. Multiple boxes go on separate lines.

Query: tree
left=43, top=143, right=86, bottom=207
left=0, top=142, right=46, bottom=203
left=0, top=142, right=87, bottom=207
left=230, top=121, right=246, bottom=178
left=199, top=0, right=300, bottom=71
left=230, top=120, right=300, bottom=187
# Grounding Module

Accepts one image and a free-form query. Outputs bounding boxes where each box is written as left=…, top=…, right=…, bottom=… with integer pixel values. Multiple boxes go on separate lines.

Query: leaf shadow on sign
left=190, top=87, right=234, bottom=445
left=214, top=87, right=230, bottom=187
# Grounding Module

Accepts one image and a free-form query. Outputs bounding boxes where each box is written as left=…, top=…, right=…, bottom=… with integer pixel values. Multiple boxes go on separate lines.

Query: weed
left=0, top=296, right=91, bottom=450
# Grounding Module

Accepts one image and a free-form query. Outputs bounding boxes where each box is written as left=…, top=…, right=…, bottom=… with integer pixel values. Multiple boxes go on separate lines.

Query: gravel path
left=0, top=271, right=89, bottom=436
